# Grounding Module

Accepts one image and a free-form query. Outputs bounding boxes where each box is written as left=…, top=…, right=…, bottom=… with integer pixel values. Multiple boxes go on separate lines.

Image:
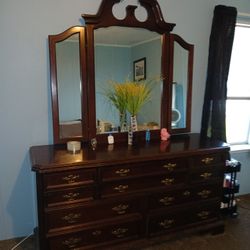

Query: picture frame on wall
left=133, top=57, right=146, bottom=81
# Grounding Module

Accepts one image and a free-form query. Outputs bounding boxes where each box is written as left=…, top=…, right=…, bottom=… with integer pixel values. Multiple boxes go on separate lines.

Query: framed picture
left=133, top=57, right=146, bottom=81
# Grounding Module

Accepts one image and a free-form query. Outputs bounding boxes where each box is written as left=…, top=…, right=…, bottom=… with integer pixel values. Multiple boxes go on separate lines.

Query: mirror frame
left=168, top=34, right=194, bottom=134
left=48, top=0, right=194, bottom=144
left=82, top=0, right=176, bottom=143
left=49, top=26, right=89, bottom=143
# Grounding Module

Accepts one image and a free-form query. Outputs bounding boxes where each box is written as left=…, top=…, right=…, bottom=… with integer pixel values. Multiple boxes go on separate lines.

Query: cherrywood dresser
left=30, top=133, right=230, bottom=250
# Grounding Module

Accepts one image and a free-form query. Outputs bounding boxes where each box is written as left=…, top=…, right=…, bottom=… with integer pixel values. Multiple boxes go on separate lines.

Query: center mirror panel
left=94, top=26, right=162, bottom=134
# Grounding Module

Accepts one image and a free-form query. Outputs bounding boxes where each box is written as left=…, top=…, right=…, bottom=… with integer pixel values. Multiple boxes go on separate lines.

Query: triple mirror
left=49, top=0, right=194, bottom=144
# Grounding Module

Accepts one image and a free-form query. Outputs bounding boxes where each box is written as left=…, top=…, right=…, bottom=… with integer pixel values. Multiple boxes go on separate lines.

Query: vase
left=119, top=112, right=127, bottom=132
left=130, top=115, right=138, bottom=132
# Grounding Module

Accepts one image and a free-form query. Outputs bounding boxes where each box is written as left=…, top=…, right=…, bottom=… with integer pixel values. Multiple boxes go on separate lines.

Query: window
left=226, top=24, right=250, bottom=145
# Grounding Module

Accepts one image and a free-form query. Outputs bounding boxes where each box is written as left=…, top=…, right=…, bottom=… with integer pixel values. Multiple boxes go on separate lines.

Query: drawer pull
left=114, top=185, right=128, bottom=193
left=201, top=157, right=214, bottom=165
left=159, top=196, right=174, bottom=206
left=183, top=190, right=191, bottom=196
left=163, top=163, right=177, bottom=171
left=197, top=190, right=211, bottom=199
left=63, top=192, right=80, bottom=201
left=112, top=204, right=129, bottom=215
left=62, top=213, right=81, bottom=224
left=92, top=230, right=102, bottom=236
left=62, top=237, right=82, bottom=248
left=111, top=228, right=128, bottom=238
left=200, top=172, right=212, bottom=179
left=115, top=169, right=130, bottom=176
left=62, top=174, right=80, bottom=184
left=161, top=178, right=174, bottom=185
left=197, top=210, right=210, bottom=220
left=159, top=219, right=174, bottom=229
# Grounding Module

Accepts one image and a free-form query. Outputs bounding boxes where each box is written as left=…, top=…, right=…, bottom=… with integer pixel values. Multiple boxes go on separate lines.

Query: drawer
left=149, top=183, right=221, bottom=211
left=190, top=168, right=224, bottom=183
left=149, top=187, right=197, bottom=210
left=46, top=197, right=143, bottom=232
left=189, top=200, right=220, bottom=223
left=43, top=169, right=96, bottom=190
left=148, top=209, right=189, bottom=236
left=49, top=218, right=142, bottom=249
left=101, top=159, right=187, bottom=181
left=193, top=184, right=222, bottom=201
left=45, top=186, right=96, bottom=207
left=101, top=173, right=186, bottom=198
left=192, top=154, right=224, bottom=167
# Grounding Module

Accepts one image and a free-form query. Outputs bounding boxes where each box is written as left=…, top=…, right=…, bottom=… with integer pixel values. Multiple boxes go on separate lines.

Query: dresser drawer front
left=44, top=169, right=96, bottom=190
left=193, top=184, right=222, bottom=201
left=101, top=173, right=186, bottom=198
left=190, top=168, right=224, bottom=183
left=149, top=182, right=222, bottom=211
left=45, top=186, right=95, bottom=207
left=49, top=219, right=141, bottom=249
left=148, top=210, right=188, bottom=235
left=46, top=198, right=143, bottom=232
left=190, top=201, right=220, bottom=223
left=101, top=159, right=187, bottom=181
left=193, top=154, right=224, bottom=167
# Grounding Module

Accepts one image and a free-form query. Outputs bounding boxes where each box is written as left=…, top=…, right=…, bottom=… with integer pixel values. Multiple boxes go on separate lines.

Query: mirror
left=49, top=26, right=88, bottom=143
left=48, top=0, right=194, bottom=144
left=94, top=26, right=162, bottom=134
left=56, top=33, right=82, bottom=138
left=170, top=34, right=193, bottom=133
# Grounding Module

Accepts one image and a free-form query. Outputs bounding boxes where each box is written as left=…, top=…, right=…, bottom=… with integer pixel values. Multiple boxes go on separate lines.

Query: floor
left=1, top=194, right=250, bottom=250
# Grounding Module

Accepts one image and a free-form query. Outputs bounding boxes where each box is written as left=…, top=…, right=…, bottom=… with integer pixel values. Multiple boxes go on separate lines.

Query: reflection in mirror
left=172, top=41, right=188, bottom=129
left=56, top=33, right=82, bottom=138
left=94, top=26, right=162, bottom=134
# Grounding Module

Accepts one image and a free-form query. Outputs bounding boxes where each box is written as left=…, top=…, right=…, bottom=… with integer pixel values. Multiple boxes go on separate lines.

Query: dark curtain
left=200, top=5, right=237, bottom=141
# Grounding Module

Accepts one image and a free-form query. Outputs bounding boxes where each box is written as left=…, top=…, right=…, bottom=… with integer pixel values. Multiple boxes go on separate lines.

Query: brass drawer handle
left=200, top=172, right=212, bottom=179
left=197, top=211, right=210, bottom=220
left=201, top=157, right=214, bottom=165
left=62, top=213, right=81, bottom=224
left=159, top=196, right=174, bottom=206
left=92, top=230, right=102, bottom=236
left=114, top=185, right=128, bottom=193
left=112, top=204, right=129, bottom=215
left=163, top=163, right=177, bottom=171
left=197, top=190, right=211, bottom=199
left=62, top=237, right=82, bottom=248
left=161, top=178, right=174, bottom=185
left=62, top=192, right=80, bottom=201
left=159, top=219, right=174, bottom=229
left=183, top=190, right=191, bottom=196
left=62, top=174, right=80, bottom=184
left=115, top=168, right=130, bottom=176
left=111, top=228, right=128, bottom=238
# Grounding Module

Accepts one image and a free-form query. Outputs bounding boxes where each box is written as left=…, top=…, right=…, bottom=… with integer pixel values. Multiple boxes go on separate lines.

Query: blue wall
left=0, top=0, right=250, bottom=241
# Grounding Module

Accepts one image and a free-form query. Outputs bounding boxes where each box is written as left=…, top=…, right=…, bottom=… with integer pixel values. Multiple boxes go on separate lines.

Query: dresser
left=30, top=133, right=230, bottom=250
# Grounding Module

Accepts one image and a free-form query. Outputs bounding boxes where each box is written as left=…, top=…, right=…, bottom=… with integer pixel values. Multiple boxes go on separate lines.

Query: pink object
left=161, top=128, right=170, bottom=141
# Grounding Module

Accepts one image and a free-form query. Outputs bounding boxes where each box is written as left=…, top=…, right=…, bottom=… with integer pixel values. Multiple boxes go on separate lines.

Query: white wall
left=0, top=0, right=250, bottom=240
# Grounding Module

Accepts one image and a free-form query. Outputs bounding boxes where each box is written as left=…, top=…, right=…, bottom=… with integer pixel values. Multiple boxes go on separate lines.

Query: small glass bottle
left=145, top=129, right=150, bottom=142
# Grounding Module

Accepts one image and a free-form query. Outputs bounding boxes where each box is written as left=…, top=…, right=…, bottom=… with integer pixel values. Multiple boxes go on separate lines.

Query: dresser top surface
left=30, top=133, right=229, bottom=172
